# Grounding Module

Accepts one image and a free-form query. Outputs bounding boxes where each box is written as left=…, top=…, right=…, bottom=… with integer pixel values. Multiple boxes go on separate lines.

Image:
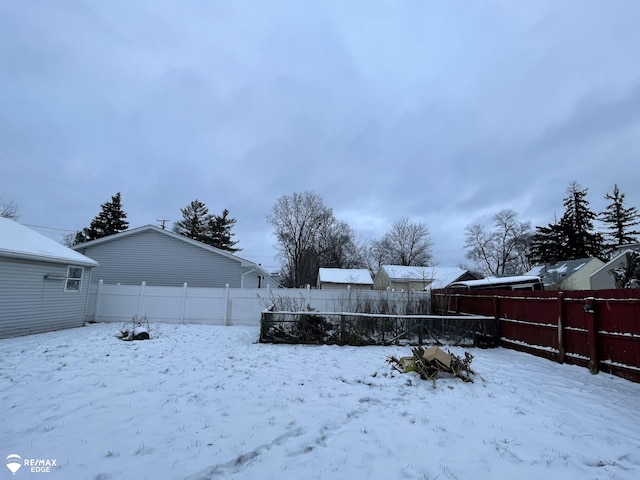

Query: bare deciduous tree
left=267, top=191, right=363, bottom=287
left=0, top=198, right=19, bottom=220
left=464, top=209, right=532, bottom=276
left=370, top=218, right=433, bottom=270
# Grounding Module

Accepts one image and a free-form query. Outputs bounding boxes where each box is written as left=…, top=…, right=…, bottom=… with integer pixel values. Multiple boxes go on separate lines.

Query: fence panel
left=87, top=282, right=432, bottom=327
left=432, top=288, right=640, bottom=383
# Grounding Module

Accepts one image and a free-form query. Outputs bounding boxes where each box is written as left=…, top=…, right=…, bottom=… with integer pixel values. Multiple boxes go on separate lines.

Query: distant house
left=72, top=225, right=277, bottom=288
left=590, top=248, right=640, bottom=290
left=317, top=268, right=373, bottom=290
left=0, top=218, right=98, bottom=338
left=526, top=257, right=604, bottom=290
left=373, top=265, right=476, bottom=291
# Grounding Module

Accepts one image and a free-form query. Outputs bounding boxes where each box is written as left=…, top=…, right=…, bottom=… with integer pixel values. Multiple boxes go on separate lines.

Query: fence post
left=138, top=281, right=146, bottom=318
left=94, top=279, right=103, bottom=322
left=557, top=291, right=565, bottom=363
left=586, top=297, right=599, bottom=374
left=306, top=284, right=311, bottom=306
left=181, top=282, right=188, bottom=324
left=225, top=283, right=231, bottom=326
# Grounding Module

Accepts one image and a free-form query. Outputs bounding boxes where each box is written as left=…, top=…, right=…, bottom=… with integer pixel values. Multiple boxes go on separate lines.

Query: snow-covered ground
left=2, top=323, right=639, bottom=480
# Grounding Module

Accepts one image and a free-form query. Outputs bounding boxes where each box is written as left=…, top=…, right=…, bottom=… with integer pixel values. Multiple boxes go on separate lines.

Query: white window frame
left=65, top=266, right=83, bottom=292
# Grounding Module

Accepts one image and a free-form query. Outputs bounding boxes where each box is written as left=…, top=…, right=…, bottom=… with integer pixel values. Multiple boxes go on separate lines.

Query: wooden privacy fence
left=432, top=289, right=640, bottom=383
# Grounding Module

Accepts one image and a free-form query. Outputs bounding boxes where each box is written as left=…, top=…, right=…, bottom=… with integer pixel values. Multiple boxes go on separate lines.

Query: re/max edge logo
left=6, top=454, right=57, bottom=475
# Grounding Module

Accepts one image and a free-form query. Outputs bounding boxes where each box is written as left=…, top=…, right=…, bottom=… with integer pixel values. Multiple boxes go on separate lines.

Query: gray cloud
left=1, top=0, right=640, bottom=270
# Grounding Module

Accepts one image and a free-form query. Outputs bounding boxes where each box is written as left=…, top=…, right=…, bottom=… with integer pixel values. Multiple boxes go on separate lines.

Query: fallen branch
left=387, top=346, right=475, bottom=383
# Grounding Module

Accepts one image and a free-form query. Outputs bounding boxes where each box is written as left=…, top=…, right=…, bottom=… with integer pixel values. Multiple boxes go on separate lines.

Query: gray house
left=526, top=257, right=604, bottom=290
left=0, top=218, right=98, bottom=338
left=72, top=224, right=277, bottom=288
left=590, top=248, right=640, bottom=290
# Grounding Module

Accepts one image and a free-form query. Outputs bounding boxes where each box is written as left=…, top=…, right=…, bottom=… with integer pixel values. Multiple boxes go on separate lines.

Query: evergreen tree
left=74, top=192, right=129, bottom=244
left=560, top=182, right=604, bottom=259
left=173, top=199, right=211, bottom=243
left=601, top=184, right=640, bottom=249
left=530, top=182, right=604, bottom=262
left=530, top=219, right=566, bottom=263
left=173, top=200, right=241, bottom=252
left=208, top=208, right=241, bottom=252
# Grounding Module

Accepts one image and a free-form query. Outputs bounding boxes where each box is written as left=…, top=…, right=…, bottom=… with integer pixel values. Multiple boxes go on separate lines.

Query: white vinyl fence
left=86, top=281, right=431, bottom=327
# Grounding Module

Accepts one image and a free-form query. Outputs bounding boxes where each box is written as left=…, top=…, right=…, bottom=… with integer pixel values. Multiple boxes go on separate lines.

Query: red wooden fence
left=432, top=289, right=640, bottom=383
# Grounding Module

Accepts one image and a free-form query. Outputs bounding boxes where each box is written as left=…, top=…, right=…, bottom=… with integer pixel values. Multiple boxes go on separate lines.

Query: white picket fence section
left=86, top=281, right=431, bottom=326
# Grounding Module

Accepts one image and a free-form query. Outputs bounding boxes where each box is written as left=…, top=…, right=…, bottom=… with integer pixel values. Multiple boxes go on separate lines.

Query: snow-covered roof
left=0, top=217, right=98, bottom=267
left=450, top=275, right=542, bottom=288
left=427, top=267, right=471, bottom=288
left=379, top=265, right=470, bottom=289
left=525, top=258, right=599, bottom=286
left=318, top=268, right=373, bottom=285
left=381, top=265, right=433, bottom=281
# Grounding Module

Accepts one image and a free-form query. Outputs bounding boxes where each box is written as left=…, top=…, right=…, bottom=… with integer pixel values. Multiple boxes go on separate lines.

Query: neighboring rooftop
left=526, top=258, right=597, bottom=287
left=0, top=217, right=98, bottom=266
left=318, top=268, right=373, bottom=285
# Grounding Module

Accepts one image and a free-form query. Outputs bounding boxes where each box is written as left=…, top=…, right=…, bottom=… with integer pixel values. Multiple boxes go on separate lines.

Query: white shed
left=0, top=218, right=98, bottom=338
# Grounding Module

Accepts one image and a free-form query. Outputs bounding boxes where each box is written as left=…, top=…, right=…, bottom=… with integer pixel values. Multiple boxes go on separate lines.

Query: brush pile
left=388, top=346, right=475, bottom=383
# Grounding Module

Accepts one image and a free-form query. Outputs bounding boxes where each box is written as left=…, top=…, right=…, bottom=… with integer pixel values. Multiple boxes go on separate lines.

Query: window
left=65, top=266, right=83, bottom=292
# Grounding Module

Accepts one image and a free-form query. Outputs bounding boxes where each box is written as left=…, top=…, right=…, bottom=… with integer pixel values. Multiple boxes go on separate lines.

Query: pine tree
left=530, top=182, right=604, bottom=262
left=74, top=192, right=129, bottom=244
left=559, top=182, right=604, bottom=259
left=208, top=209, right=241, bottom=252
left=173, top=199, right=211, bottom=243
left=601, top=184, right=640, bottom=249
left=530, top=220, right=566, bottom=263
left=173, top=200, right=241, bottom=252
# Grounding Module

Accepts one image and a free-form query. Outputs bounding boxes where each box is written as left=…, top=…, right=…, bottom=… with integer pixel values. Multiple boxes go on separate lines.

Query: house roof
left=0, top=217, right=98, bottom=267
left=589, top=249, right=638, bottom=279
left=72, top=224, right=271, bottom=277
left=526, top=258, right=600, bottom=286
left=380, top=265, right=470, bottom=288
left=318, top=268, right=373, bottom=285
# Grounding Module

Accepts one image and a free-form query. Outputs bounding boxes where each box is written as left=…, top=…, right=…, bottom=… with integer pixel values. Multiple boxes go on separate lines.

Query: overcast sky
left=2, top=0, right=640, bottom=272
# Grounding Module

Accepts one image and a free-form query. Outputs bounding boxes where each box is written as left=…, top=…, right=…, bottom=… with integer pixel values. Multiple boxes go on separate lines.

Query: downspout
left=82, top=267, right=94, bottom=325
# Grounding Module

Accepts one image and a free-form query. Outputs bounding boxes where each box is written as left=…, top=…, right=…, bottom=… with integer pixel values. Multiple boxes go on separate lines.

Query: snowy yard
left=2, top=323, right=640, bottom=480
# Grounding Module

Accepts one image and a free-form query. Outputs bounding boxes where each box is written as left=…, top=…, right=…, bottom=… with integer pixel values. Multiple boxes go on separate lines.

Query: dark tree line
left=530, top=182, right=639, bottom=263
left=464, top=182, right=640, bottom=276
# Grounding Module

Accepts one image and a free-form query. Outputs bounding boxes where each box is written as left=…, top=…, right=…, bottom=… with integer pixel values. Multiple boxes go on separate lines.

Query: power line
left=23, top=223, right=76, bottom=233
left=0, top=156, right=103, bottom=201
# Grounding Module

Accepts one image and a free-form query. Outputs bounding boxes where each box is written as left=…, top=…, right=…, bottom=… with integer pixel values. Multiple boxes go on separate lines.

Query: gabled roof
left=589, top=249, right=639, bottom=279
left=72, top=224, right=271, bottom=277
left=381, top=265, right=434, bottom=281
left=0, top=217, right=98, bottom=267
left=318, top=268, right=373, bottom=285
left=526, top=258, right=600, bottom=286
left=379, top=265, right=470, bottom=288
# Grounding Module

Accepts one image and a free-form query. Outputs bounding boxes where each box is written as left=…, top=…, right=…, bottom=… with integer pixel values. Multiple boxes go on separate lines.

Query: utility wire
left=0, top=156, right=103, bottom=201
